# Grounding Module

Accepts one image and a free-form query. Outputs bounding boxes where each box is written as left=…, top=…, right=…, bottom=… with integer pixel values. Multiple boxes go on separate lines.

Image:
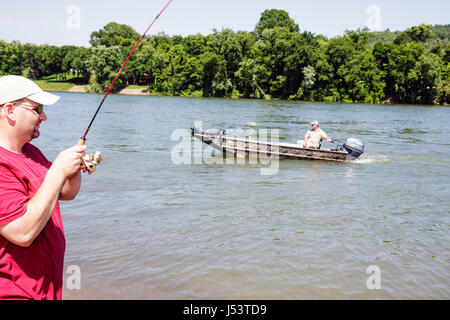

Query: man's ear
left=3, top=103, right=16, bottom=121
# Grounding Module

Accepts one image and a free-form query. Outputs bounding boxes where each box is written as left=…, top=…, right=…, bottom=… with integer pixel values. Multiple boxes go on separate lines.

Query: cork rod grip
left=77, top=138, right=86, bottom=146
left=77, top=138, right=87, bottom=171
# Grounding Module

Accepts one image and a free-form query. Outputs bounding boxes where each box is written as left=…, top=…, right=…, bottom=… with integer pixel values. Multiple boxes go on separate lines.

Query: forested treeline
left=1, top=9, right=449, bottom=104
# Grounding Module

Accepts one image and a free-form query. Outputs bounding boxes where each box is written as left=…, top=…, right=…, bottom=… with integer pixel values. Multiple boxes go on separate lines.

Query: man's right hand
left=0, top=144, right=88, bottom=247
left=52, top=145, right=87, bottom=178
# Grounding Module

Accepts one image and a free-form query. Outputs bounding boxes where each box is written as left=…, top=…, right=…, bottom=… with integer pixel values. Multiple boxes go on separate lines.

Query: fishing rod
left=77, top=0, right=174, bottom=172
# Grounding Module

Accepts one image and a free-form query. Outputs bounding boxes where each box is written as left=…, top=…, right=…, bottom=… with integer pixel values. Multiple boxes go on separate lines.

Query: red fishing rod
left=77, top=0, right=174, bottom=172
left=78, top=0, right=174, bottom=146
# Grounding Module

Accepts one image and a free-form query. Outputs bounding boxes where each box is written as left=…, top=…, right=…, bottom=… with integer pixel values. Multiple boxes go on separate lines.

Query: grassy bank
left=33, top=74, right=155, bottom=95
left=33, top=74, right=88, bottom=92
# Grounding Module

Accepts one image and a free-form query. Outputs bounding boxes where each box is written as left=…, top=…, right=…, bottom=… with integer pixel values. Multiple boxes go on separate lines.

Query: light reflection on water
left=36, top=92, right=449, bottom=299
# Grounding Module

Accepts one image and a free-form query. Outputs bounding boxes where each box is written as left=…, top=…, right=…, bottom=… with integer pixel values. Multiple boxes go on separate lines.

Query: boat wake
left=351, top=153, right=390, bottom=164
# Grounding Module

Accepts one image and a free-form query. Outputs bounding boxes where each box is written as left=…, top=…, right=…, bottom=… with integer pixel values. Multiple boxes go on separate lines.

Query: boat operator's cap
left=0, top=75, right=60, bottom=105
left=311, top=120, right=319, bottom=125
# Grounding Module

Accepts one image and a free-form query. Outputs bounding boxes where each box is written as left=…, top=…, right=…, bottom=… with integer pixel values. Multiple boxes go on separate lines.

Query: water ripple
left=36, top=93, right=450, bottom=299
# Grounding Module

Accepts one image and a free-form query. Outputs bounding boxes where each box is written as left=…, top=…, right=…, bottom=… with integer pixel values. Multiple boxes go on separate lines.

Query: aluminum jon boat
left=191, top=127, right=365, bottom=162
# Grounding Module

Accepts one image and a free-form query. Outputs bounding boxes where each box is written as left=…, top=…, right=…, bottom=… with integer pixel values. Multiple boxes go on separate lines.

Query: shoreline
left=66, top=85, right=151, bottom=96
left=42, top=84, right=449, bottom=106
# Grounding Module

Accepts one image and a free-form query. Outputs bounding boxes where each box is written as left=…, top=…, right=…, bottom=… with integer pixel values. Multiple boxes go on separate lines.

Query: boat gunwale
left=219, top=145, right=346, bottom=162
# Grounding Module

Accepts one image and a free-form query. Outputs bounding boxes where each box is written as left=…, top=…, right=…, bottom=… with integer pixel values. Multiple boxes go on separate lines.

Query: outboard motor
left=343, top=138, right=365, bottom=160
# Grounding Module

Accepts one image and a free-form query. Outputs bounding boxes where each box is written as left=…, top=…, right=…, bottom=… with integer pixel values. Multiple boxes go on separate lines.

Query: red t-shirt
left=0, top=143, right=65, bottom=300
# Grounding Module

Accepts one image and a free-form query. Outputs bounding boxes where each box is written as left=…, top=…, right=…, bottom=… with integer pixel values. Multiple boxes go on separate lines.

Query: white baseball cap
left=311, top=120, right=319, bottom=125
left=0, top=75, right=60, bottom=105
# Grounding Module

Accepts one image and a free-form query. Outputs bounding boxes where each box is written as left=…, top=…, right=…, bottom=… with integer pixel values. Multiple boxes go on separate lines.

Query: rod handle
left=77, top=138, right=86, bottom=146
left=77, top=138, right=88, bottom=171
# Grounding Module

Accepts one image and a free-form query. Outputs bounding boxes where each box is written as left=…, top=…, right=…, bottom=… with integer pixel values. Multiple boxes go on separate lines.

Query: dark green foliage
left=1, top=11, right=448, bottom=104
left=432, top=24, right=450, bottom=40
left=255, top=9, right=299, bottom=38
left=90, top=22, right=140, bottom=47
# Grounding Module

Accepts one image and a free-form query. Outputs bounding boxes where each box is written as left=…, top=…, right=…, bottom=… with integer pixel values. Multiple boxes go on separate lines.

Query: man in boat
left=0, top=75, right=87, bottom=300
left=297, top=120, right=333, bottom=149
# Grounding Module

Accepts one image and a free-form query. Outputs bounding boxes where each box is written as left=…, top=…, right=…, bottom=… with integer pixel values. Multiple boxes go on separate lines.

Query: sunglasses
left=14, top=103, right=44, bottom=115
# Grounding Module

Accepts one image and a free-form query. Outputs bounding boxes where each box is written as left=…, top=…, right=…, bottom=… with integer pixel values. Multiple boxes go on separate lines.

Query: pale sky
left=0, top=0, right=448, bottom=47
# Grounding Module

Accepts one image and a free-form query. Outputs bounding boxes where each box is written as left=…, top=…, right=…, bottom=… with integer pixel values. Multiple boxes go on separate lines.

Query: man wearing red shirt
left=0, top=75, right=87, bottom=299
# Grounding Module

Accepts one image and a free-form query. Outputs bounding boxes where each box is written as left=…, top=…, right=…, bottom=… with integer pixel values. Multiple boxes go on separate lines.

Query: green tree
left=325, top=28, right=385, bottom=102
left=251, top=26, right=305, bottom=97
left=409, top=53, right=443, bottom=104
left=165, top=44, right=189, bottom=95
left=310, top=39, right=334, bottom=101
left=431, top=24, right=450, bottom=40
left=391, top=42, right=425, bottom=103
left=206, top=29, right=245, bottom=83
left=34, top=45, right=65, bottom=77
left=71, top=47, right=91, bottom=81
left=1, top=15, right=448, bottom=106
left=394, top=24, right=435, bottom=44
left=180, top=55, right=204, bottom=96
left=21, top=43, right=41, bottom=78
left=255, top=9, right=299, bottom=38
left=200, top=52, right=230, bottom=97
left=338, top=50, right=385, bottom=103
left=294, top=65, right=316, bottom=100
left=405, top=24, right=436, bottom=42
left=0, top=41, right=23, bottom=76
left=283, top=32, right=319, bottom=98
left=61, top=45, right=79, bottom=79
left=373, top=41, right=397, bottom=100
left=325, top=33, right=358, bottom=100
left=438, top=62, right=450, bottom=104
left=87, top=46, right=124, bottom=92
left=90, top=22, right=140, bottom=47
left=184, top=34, right=207, bottom=56
left=235, top=57, right=269, bottom=98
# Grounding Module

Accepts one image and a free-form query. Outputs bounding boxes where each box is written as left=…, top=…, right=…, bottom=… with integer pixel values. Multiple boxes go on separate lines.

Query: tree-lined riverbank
left=32, top=75, right=151, bottom=96
left=1, top=9, right=449, bottom=104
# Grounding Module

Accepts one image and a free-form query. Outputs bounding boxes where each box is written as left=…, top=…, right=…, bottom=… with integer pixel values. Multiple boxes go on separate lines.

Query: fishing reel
left=81, top=151, right=103, bottom=173
left=77, top=138, right=103, bottom=174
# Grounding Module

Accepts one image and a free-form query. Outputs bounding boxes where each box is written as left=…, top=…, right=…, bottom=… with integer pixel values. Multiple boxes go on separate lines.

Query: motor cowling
left=343, top=138, right=365, bottom=160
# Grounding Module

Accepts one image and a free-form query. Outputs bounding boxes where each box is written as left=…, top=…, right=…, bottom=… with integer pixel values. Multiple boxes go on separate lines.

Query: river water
left=36, top=92, right=449, bottom=299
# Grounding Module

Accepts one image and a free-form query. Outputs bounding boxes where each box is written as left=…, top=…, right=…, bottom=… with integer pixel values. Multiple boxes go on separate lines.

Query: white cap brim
left=0, top=75, right=60, bottom=105
left=27, top=90, right=60, bottom=105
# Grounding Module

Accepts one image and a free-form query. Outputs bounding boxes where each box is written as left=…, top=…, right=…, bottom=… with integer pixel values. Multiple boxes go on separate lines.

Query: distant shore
left=34, top=80, right=449, bottom=105
left=66, top=85, right=150, bottom=96
left=35, top=80, right=150, bottom=96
